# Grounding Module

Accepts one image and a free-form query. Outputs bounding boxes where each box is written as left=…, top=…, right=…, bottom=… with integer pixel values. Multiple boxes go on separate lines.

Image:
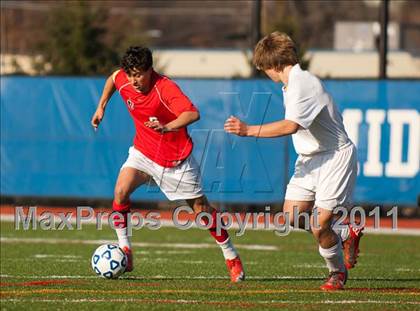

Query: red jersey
left=113, top=70, right=197, bottom=168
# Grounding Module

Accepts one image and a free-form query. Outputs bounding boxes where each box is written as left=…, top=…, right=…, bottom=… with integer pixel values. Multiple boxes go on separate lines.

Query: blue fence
left=1, top=77, right=419, bottom=205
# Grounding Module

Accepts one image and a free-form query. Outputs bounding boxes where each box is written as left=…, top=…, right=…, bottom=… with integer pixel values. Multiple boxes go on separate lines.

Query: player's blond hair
left=253, top=32, right=298, bottom=71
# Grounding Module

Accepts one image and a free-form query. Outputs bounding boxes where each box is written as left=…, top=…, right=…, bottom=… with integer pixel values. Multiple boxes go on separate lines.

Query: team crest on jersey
left=127, top=99, right=135, bottom=110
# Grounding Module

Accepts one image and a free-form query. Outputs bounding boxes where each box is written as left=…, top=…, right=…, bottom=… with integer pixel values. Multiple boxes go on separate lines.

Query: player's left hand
left=144, top=120, right=167, bottom=133
left=224, top=115, right=249, bottom=136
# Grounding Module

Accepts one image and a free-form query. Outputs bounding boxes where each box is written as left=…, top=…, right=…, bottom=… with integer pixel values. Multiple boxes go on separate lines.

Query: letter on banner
left=385, top=109, right=420, bottom=177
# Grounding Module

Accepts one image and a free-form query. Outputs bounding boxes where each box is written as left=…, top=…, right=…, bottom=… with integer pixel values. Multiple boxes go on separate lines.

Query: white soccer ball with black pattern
left=91, top=244, right=127, bottom=279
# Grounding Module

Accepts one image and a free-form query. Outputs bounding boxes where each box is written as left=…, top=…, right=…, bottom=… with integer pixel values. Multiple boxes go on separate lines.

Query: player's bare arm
left=145, top=111, right=200, bottom=133
left=224, top=115, right=299, bottom=137
left=91, top=71, right=118, bottom=130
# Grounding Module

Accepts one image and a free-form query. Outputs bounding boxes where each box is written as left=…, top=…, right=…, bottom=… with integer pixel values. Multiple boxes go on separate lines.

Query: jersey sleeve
left=284, top=85, right=327, bottom=129
left=112, top=69, right=121, bottom=83
left=159, top=80, right=198, bottom=116
left=112, top=69, right=124, bottom=90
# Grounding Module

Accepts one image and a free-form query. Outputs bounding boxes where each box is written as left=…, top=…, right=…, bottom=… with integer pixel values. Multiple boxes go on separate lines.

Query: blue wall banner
left=1, top=77, right=419, bottom=205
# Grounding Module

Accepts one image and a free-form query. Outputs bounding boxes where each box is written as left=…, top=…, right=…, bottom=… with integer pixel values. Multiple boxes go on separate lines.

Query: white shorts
left=121, top=146, right=203, bottom=201
left=285, top=142, right=357, bottom=211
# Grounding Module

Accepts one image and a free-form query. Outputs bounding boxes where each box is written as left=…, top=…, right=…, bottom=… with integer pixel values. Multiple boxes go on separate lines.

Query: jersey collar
left=282, top=64, right=302, bottom=93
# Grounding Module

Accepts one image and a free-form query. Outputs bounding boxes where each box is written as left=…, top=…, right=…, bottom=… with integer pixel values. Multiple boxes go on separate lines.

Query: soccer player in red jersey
left=91, top=46, right=244, bottom=282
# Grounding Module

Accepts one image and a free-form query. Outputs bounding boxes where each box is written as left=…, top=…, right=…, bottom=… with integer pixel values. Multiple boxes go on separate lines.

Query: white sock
left=332, top=221, right=350, bottom=241
left=218, top=238, right=238, bottom=260
left=115, top=227, right=131, bottom=250
left=319, top=241, right=345, bottom=273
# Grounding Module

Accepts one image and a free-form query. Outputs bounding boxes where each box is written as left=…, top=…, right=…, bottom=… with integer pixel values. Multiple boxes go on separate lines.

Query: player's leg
left=284, top=154, right=316, bottom=231
left=154, top=154, right=244, bottom=282
left=311, top=207, right=347, bottom=291
left=340, top=145, right=363, bottom=269
left=283, top=199, right=353, bottom=240
left=284, top=177, right=351, bottom=236
left=318, top=143, right=363, bottom=270
left=341, top=221, right=363, bottom=269
left=282, top=199, right=314, bottom=230
left=112, top=167, right=150, bottom=271
left=186, top=195, right=244, bottom=283
left=331, top=210, right=364, bottom=270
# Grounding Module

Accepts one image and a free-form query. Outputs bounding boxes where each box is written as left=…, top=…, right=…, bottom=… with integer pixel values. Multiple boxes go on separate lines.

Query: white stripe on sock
left=218, top=238, right=238, bottom=260
left=115, top=227, right=131, bottom=249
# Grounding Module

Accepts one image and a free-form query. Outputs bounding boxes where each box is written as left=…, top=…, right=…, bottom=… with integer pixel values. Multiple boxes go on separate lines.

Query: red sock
left=203, top=209, right=229, bottom=243
left=112, top=200, right=131, bottom=228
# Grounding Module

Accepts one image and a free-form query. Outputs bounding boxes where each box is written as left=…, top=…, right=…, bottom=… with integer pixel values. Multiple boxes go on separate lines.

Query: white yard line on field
left=14, top=258, right=80, bottom=263
left=33, top=254, right=82, bottom=259
left=135, top=250, right=194, bottom=255
left=364, top=228, right=420, bottom=236
left=0, top=298, right=419, bottom=305
left=292, top=264, right=326, bottom=268
left=0, top=237, right=279, bottom=251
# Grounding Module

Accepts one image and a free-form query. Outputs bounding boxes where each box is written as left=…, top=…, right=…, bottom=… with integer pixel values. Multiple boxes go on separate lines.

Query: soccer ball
left=91, top=244, right=127, bottom=279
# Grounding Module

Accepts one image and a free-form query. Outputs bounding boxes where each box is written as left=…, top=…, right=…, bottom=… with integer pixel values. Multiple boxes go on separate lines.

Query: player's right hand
left=91, top=108, right=104, bottom=130
left=224, top=116, right=249, bottom=136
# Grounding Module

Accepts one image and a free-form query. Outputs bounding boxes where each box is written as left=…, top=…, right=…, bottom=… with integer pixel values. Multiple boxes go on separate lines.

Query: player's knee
left=312, top=225, right=333, bottom=243
left=114, top=186, right=130, bottom=205
left=194, top=201, right=209, bottom=214
left=284, top=212, right=295, bottom=227
left=188, top=196, right=211, bottom=213
left=284, top=210, right=308, bottom=228
left=311, top=227, right=322, bottom=241
left=282, top=206, right=301, bottom=228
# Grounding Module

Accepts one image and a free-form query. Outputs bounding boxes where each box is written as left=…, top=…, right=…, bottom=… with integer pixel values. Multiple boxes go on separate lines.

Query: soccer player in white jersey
left=224, top=32, right=363, bottom=290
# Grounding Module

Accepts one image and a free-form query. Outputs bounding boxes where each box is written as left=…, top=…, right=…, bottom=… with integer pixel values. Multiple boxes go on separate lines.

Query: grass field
left=1, top=220, right=420, bottom=310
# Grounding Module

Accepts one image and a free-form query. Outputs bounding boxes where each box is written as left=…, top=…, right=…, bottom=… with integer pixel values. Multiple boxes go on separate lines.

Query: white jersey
left=283, top=64, right=350, bottom=155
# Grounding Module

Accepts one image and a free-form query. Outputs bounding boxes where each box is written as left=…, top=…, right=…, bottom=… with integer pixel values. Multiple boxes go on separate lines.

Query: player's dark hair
left=121, top=46, right=153, bottom=73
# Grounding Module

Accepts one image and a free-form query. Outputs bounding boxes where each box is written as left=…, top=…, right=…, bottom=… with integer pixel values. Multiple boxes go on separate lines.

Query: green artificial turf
left=1, top=220, right=419, bottom=310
